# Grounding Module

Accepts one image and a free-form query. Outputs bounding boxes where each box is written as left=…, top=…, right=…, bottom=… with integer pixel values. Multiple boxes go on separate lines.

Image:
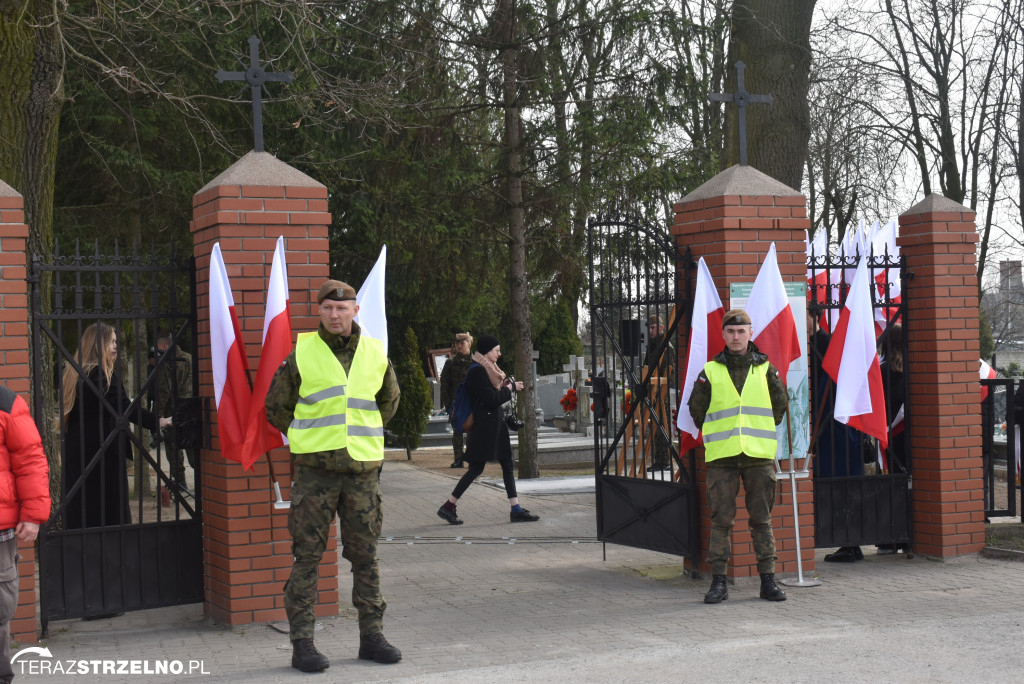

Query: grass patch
left=986, top=523, right=1024, bottom=551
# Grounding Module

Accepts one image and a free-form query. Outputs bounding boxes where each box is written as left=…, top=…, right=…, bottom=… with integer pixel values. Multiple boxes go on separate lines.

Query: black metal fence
left=981, top=377, right=1020, bottom=519
left=31, top=239, right=204, bottom=629
left=807, top=240, right=912, bottom=549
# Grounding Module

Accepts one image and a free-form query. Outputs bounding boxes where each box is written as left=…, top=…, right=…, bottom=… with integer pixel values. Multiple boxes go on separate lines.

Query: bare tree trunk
left=497, top=0, right=538, bottom=479
left=722, top=0, right=816, bottom=189
left=1, top=0, right=65, bottom=517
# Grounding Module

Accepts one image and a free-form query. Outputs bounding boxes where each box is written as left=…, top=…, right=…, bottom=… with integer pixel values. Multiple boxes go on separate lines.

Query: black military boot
left=359, top=632, right=402, bottom=664
left=704, top=574, right=729, bottom=604
left=291, top=638, right=329, bottom=672
left=759, top=572, right=787, bottom=601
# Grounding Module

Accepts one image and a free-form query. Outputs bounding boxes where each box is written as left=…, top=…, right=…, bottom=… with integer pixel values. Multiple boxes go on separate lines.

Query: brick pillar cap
left=196, top=150, right=325, bottom=196
left=680, top=164, right=801, bottom=204
left=0, top=179, right=20, bottom=197
left=901, top=192, right=970, bottom=217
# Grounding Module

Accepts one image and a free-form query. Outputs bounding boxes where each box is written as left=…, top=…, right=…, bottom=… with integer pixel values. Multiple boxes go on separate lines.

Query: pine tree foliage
left=389, top=327, right=433, bottom=457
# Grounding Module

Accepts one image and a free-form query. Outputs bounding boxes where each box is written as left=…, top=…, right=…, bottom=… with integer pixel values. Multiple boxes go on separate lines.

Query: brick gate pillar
left=0, top=180, right=41, bottom=643
left=670, top=165, right=814, bottom=579
left=897, top=194, right=985, bottom=557
left=190, top=151, right=333, bottom=626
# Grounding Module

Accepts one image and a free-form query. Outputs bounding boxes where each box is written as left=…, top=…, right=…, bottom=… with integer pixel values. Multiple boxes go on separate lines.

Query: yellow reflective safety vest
left=288, top=331, right=388, bottom=460
left=701, top=360, right=777, bottom=461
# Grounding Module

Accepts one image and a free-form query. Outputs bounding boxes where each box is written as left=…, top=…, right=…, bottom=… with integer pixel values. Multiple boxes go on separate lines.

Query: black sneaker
left=510, top=509, right=539, bottom=522
left=437, top=504, right=464, bottom=525
left=291, top=638, right=329, bottom=672
left=358, top=632, right=402, bottom=664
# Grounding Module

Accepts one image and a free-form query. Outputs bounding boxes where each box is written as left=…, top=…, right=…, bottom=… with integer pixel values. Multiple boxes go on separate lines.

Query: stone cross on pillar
left=709, top=61, right=773, bottom=166
left=215, top=35, right=294, bottom=153
left=530, top=347, right=540, bottom=379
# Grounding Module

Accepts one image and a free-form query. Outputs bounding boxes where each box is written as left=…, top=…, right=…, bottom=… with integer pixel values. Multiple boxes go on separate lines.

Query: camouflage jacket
left=643, top=334, right=675, bottom=378
left=687, top=340, right=789, bottom=429
left=439, top=352, right=473, bottom=410
left=154, top=348, right=193, bottom=416
left=265, top=322, right=401, bottom=471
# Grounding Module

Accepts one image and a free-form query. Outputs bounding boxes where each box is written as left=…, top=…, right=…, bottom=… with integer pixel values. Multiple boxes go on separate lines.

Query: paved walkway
left=24, top=461, right=1024, bottom=683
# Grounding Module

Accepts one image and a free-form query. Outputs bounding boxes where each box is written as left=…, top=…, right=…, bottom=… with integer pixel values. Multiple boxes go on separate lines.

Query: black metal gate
left=31, top=240, right=204, bottom=630
left=981, top=377, right=1018, bottom=519
left=587, top=214, right=697, bottom=558
left=807, top=243, right=911, bottom=549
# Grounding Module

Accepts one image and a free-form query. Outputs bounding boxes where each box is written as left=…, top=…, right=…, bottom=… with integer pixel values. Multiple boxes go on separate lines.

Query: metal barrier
left=981, top=377, right=1019, bottom=518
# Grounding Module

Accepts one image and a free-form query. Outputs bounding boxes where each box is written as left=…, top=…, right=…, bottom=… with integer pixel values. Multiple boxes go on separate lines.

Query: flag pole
left=266, top=451, right=290, bottom=510
left=779, top=406, right=821, bottom=589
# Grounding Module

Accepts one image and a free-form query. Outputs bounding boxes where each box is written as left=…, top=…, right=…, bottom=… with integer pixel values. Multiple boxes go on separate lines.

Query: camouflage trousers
left=706, top=456, right=778, bottom=575
left=285, top=462, right=385, bottom=640
left=451, top=431, right=465, bottom=460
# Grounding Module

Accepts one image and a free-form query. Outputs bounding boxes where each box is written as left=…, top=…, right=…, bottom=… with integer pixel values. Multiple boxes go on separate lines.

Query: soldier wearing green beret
left=266, top=279, right=401, bottom=672
left=440, top=332, right=473, bottom=468
left=687, top=308, right=789, bottom=605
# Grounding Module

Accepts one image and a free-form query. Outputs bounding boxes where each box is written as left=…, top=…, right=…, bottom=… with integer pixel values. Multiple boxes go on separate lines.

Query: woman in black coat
left=61, top=323, right=171, bottom=529
left=436, top=334, right=539, bottom=525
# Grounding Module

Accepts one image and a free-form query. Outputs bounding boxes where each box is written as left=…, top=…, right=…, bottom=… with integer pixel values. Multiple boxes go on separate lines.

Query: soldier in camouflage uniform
left=688, top=309, right=789, bottom=604
left=265, top=279, right=401, bottom=672
left=439, top=333, right=473, bottom=468
left=152, top=334, right=193, bottom=503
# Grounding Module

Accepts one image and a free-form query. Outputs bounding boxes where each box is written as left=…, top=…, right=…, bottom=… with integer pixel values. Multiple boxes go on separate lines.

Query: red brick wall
left=0, top=184, right=41, bottom=643
left=671, top=186, right=814, bottom=579
left=191, top=174, right=333, bottom=626
left=897, top=196, right=984, bottom=557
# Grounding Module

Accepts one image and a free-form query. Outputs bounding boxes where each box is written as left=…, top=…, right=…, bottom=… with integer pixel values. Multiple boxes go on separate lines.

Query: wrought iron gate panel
left=31, top=239, right=203, bottom=630
left=981, top=378, right=1017, bottom=518
left=587, top=214, right=696, bottom=558
left=807, top=240, right=911, bottom=548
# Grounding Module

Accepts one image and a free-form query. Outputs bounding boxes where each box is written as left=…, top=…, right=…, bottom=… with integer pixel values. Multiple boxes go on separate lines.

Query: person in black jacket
left=61, top=323, right=171, bottom=529
left=436, top=334, right=539, bottom=525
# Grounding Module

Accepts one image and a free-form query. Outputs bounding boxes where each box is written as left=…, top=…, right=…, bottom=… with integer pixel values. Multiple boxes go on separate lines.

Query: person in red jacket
left=0, top=384, right=51, bottom=684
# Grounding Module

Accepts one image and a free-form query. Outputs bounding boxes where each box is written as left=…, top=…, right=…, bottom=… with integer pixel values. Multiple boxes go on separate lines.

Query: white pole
left=779, top=455, right=821, bottom=588
left=273, top=481, right=290, bottom=510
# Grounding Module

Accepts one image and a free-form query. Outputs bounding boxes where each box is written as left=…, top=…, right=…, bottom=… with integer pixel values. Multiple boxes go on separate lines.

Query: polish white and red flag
left=835, top=220, right=864, bottom=288
left=807, top=228, right=832, bottom=330
left=242, top=235, right=292, bottom=469
left=209, top=243, right=252, bottom=465
left=871, top=219, right=901, bottom=333
left=979, top=358, right=997, bottom=402
left=822, top=254, right=889, bottom=451
left=676, top=257, right=725, bottom=450
left=355, top=245, right=388, bottom=354
left=749, top=243, right=802, bottom=385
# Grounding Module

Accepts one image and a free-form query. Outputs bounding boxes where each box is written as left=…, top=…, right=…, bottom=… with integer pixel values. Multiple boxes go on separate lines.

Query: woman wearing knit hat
left=436, top=335, right=540, bottom=524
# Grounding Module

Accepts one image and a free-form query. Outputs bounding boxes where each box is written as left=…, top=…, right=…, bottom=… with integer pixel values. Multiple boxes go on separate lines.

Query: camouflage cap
left=647, top=314, right=663, bottom=326
left=317, top=279, right=357, bottom=304
left=722, top=308, right=752, bottom=328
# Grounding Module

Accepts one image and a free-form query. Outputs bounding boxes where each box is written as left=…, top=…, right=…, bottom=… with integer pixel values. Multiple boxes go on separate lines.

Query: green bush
left=389, top=327, right=433, bottom=457
left=535, top=297, right=583, bottom=375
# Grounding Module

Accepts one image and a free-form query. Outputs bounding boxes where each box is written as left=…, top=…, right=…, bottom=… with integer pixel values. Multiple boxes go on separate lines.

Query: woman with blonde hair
left=61, top=323, right=170, bottom=529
